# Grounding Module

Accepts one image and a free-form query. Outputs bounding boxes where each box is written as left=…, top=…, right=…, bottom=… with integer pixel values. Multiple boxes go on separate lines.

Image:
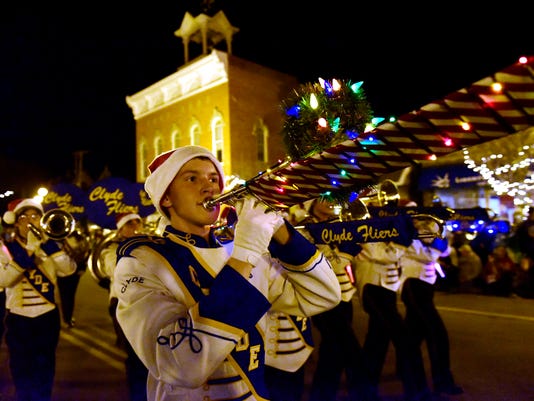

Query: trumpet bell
left=341, top=179, right=400, bottom=221
left=378, top=179, right=400, bottom=206
left=41, top=209, right=76, bottom=240
left=342, top=199, right=370, bottom=220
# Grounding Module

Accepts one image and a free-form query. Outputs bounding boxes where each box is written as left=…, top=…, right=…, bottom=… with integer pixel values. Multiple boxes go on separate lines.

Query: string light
left=464, top=143, right=534, bottom=206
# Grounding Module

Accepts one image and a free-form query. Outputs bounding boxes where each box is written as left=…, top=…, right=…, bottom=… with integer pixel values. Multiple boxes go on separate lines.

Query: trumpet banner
left=86, top=177, right=155, bottom=229
left=247, top=56, right=534, bottom=208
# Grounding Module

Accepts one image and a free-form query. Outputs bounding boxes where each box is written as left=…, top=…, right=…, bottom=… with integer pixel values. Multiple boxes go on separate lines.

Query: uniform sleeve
left=0, top=244, right=25, bottom=287
left=266, top=225, right=342, bottom=317
left=51, top=249, right=78, bottom=278
left=100, top=243, right=118, bottom=282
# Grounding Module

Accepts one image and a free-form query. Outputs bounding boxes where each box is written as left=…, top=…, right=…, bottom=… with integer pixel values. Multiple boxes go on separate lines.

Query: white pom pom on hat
left=2, top=198, right=44, bottom=225
left=144, top=146, right=225, bottom=218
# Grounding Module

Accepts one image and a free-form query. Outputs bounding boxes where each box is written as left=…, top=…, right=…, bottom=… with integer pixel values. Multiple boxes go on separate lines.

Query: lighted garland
left=280, top=78, right=374, bottom=161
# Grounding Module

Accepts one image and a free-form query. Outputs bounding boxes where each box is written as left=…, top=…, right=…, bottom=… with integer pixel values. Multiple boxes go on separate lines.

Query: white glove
left=232, top=197, right=284, bottom=265
left=25, top=230, right=42, bottom=254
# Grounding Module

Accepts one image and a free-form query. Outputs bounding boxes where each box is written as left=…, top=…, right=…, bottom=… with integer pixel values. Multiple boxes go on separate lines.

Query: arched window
left=154, top=135, right=163, bottom=160
left=139, top=142, right=148, bottom=181
left=190, top=120, right=201, bottom=145
left=171, top=125, right=182, bottom=149
left=253, top=119, right=268, bottom=162
left=211, top=110, right=224, bottom=163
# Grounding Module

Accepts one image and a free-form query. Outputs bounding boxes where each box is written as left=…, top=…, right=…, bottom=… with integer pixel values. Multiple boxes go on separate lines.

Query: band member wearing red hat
left=113, top=145, right=341, bottom=401
left=0, top=198, right=77, bottom=401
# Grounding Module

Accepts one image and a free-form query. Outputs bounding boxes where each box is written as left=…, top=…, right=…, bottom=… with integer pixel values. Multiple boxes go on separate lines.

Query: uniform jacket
left=0, top=237, right=77, bottom=317
left=114, top=223, right=341, bottom=401
left=399, top=238, right=448, bottom=287
left=353, top=241, right=407, bottom=297
left=264, top=311, right=313, bottom=372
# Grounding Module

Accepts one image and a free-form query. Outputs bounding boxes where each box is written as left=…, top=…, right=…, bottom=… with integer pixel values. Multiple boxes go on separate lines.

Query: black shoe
left=433, top=384, right=464, bottom=395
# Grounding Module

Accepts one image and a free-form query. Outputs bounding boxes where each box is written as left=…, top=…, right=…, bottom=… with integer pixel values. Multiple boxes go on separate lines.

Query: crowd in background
left=435, top=206, right=534, bottom=299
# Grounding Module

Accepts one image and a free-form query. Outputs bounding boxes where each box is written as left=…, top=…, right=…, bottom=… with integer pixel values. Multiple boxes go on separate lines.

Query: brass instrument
left=28, top=209, right=76, bottom=241
left=297, top=179, right=446, bottom=240
left=203, top=156, right=292, bottom=210
left=341, top=179, right=401, bottom=221
left=87, top=230, right=117, bottom=289
left=87, top=219, right=155, bottom=288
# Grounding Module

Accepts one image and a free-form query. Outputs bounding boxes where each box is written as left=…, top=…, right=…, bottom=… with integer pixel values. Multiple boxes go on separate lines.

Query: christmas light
left=332, top=79, right=341, bottom=91
left=279, top=78, right=373, bottom=160
left=491, top=82, right=503, bottom=93
left=464, top=141, right=534, bottom=206
left=310, top=94, right=318, bottom=109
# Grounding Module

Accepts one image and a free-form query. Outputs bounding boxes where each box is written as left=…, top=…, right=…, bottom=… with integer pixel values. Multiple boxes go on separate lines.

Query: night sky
left=1, top=1, right=532, bottom=196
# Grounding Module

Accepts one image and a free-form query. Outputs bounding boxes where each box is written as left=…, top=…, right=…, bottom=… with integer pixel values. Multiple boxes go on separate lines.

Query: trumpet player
left=113, top=145, right=341, bottom=401
left=398, top=216, right=463, bottom=396
left=0, top=198, right=77, bottom=401
left=354, top=235, right=432, bottom=401
left=294, top=198, right=370, bottom=401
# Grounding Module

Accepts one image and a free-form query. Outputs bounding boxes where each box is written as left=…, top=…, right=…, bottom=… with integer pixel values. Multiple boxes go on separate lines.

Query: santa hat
left=399, top=199, right=418, bottom=207
left=144, top=146, right=225, bottom=218
left=2, top=198, right=44, bottom=225
left=116, top=213, right=142, bottom=230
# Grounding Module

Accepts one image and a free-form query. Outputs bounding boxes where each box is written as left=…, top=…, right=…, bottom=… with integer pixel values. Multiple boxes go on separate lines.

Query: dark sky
left=1, top=1, right=532, bottom=195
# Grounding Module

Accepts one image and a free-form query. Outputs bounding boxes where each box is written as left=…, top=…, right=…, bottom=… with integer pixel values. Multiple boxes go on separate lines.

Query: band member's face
left=14, top=208, right=42, bottom=240
left=119, top=219, right=143, bottom=239
left=162, top=157, right=222, bottom=235
left=312, top=200, right=337, bottom=222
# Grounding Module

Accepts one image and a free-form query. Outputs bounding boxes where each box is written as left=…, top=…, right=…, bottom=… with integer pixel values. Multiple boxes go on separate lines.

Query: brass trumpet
left=295, top=179, right=446, bottom=240
left=28, top=208, right=76, bottom=241
left=203, top=156, right=293, bottom=210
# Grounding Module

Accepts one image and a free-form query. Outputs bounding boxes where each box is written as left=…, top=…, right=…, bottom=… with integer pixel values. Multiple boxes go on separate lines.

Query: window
left=139, top=142, right=148, bottom=181
left=253, top=119, right=268, bottom=162
left=190, top=121, right=201, bottom=145
left=171, top=125, right=182, bottom=149
left=211, top=112, right=224, bottom=163
left=154, top=136, right=163, bottom=160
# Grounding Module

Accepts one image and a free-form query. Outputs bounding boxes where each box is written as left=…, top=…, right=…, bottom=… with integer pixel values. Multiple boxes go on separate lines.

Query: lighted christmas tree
left=279, top=78, right=379, bottom=161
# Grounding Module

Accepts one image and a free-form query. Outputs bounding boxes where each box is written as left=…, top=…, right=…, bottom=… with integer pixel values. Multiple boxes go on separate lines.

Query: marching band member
left=0, top=198, right=77, bottom=401
left=101, top=212, right=148, bottom=401
left=354, top=232, right=432, bottom=401
left=113, top=145, right=341, bottom=401
left=296, top=198, right=369, bottom=401
left=217, top=206, right=314, bottom=401
left=398, top=215, right=463, bottom=397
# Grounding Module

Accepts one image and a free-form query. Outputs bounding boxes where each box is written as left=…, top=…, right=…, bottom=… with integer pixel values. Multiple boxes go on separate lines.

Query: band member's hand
left=25, top=230, right=42, bottom=254
left=232, top=197, right=283, bottom=265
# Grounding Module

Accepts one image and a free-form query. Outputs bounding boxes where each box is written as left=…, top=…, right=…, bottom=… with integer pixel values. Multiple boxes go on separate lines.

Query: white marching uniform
left=0, top=238, right=77, bottom=317
left=353, top=241, right=407, bottom=298
left=398, top=239, right=447, bottom=287
left=114, top=224, right=341, bottom=401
